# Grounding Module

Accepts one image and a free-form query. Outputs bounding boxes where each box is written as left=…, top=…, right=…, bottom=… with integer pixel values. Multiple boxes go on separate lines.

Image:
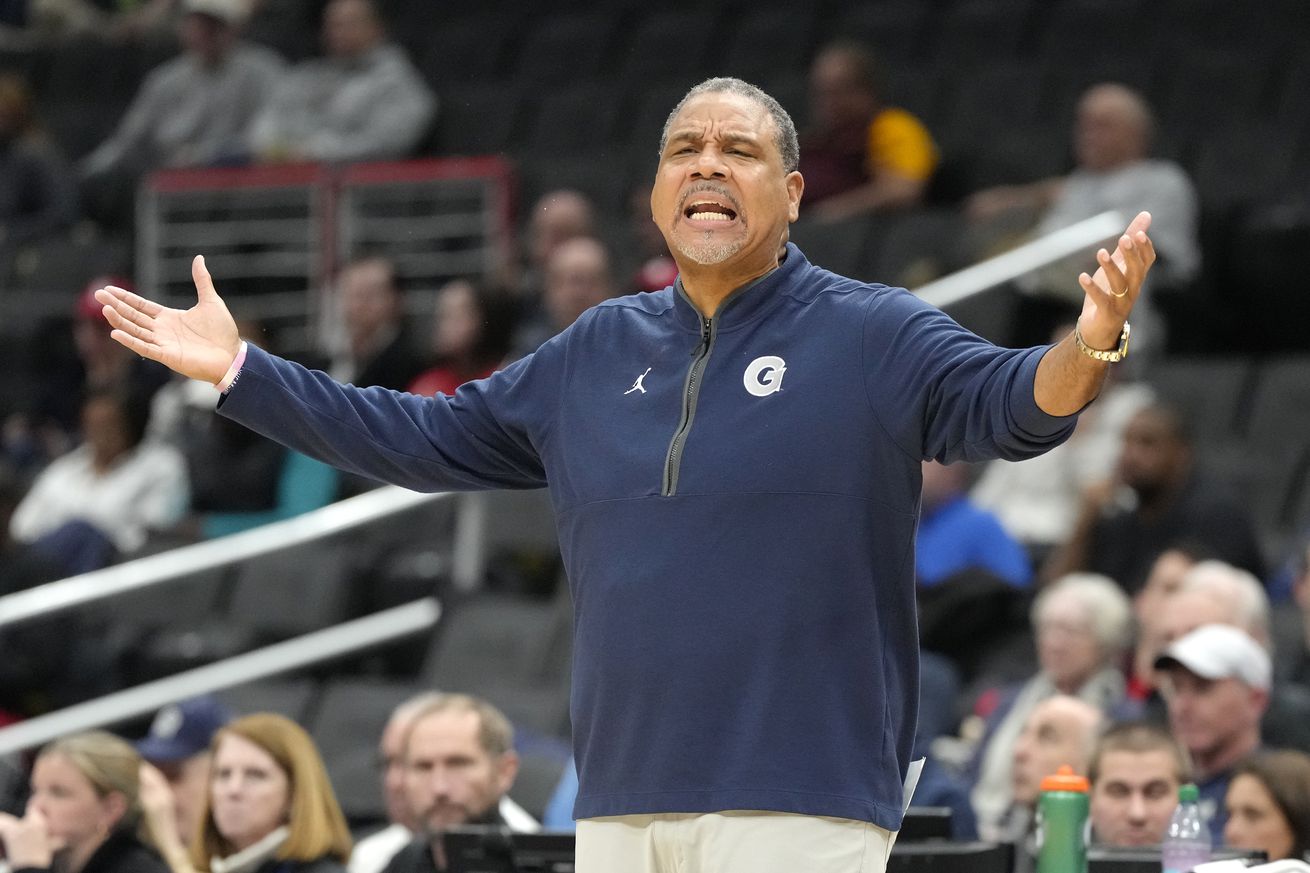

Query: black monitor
left=443, top=827, right=575, bottom=873
left=1087, top=846, right=1266, bottom=873
left=887, top=840, right=1012, bottom=873
left=898, top=807, right=954, bottom=841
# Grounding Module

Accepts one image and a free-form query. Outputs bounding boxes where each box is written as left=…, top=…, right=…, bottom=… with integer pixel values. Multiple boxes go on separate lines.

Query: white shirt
left=347, top=798, right=540, bottom=873
left=9, top=441, right=189, bottom=553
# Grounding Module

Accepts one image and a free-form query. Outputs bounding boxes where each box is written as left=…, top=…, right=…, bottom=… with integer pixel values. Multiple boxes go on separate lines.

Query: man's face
left=179, top=13, right=233, bottom=66
left=1116, top=410, right=1187, bottom=498
left=1162, top=668, right=1263, bottom=762
left=340, top=260, right=400, bottom=342
left=155, top=753, right=212, bottom=847
left=1090, top=749, right=1182, bottom=847
left=544, top=239, right=611, bottom=330
left=323, top=0, right=381, bottom=59
left=1134, top=550, right=1194, bottom=628
left=404, top=710, right=516, bottom=835
left=808, top=51, right=875, bottom=130
left=1074, top=89, right=1145, bottom=172
left=1036, top=593, right=1105, bottom=693
left=1012, top=700, right=1096, bottom=807
left=651, top=91, right=802, bottom=274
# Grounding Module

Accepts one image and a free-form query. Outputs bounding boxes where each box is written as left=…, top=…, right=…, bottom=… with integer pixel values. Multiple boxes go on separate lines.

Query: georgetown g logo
left=743, top=356, right=786, bottom=397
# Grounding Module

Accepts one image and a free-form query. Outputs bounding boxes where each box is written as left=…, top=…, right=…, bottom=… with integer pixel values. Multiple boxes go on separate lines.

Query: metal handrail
left=0, top=598, right=441, bottom=755
left=0, top=486, right=450, bottom=629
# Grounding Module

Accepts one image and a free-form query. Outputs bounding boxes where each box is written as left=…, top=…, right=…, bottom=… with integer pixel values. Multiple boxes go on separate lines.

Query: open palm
left=95, top=255, right=241, bottom=384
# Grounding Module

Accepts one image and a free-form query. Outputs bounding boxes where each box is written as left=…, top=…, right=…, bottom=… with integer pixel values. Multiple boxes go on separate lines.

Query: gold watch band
left=1075, top=322, right=1131, bottom=363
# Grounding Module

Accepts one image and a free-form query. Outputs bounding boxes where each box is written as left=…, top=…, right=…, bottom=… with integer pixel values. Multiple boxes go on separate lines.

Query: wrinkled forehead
left=666, top=91, right=777, bottom=146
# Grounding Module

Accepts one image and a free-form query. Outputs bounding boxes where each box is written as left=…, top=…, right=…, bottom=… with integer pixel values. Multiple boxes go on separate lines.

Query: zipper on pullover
left=662, top=314, right=715, bottom=496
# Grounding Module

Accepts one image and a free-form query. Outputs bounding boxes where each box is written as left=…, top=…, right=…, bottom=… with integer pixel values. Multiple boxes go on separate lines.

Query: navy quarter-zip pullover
left=219, top=244, right=1077, bottom=831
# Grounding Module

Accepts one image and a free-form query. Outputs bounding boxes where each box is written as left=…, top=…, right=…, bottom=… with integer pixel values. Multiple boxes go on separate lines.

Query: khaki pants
left=576, top=810, right=896, bottom=873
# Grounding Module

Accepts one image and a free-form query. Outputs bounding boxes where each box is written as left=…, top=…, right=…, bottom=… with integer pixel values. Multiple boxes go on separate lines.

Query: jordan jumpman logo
left=624, top=368, right=652, bottom=395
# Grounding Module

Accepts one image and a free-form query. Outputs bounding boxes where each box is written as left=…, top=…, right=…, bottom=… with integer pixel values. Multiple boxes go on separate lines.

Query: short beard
left=672, top=232, right=744, bottom=265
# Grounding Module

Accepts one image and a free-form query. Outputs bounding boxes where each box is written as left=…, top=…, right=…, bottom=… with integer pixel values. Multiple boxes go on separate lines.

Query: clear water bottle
left=1161, top=783, right=1210, bottom=873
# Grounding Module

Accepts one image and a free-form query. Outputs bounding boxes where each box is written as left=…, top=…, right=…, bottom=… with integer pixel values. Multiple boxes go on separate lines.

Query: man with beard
left=380, top=694, right=525, bottom=873
left=95, top=76, right=1157, bottom=873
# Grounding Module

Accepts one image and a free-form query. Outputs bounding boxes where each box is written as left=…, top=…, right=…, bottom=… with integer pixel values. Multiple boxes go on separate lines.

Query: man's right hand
left=95, top=255, right=241, bottom=385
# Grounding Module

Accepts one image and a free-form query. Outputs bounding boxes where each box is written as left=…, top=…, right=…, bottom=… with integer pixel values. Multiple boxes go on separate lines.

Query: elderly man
left=971, top=573, right=1130, bottom=839
left=351, top=693, right=537, bottom=873
left=249, top=0, right=434, bottom=164
left=327, top=256, right=424, bottom=390
left=380, top=694, right=530, bottom=873
left=1088, top=721, right=1191, bottom=847
left=1155, top=623, right=1271, bottom=844
left=96, top=75, right=1156, bottom=873
left=512, top=236, right=618, bottom=358
left=999, top=695, right=1103, bottom=850
left=968, top=83, right=1199, bottom=351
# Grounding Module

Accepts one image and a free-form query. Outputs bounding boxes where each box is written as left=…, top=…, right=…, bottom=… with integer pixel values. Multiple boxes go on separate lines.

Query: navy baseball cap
left=136, top=696, right=233, bottom=762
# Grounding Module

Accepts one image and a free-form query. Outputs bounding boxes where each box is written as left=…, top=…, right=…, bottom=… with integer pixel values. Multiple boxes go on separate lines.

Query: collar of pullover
left=671, top=242, right=808, bottom=333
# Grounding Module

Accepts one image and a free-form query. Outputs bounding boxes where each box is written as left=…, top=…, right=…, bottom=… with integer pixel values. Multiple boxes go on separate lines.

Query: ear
left=495, top=751, right=520, bottom=797
left=785, top=171, right=805, bottom=223
left=100, top=790, right=129, bottom=829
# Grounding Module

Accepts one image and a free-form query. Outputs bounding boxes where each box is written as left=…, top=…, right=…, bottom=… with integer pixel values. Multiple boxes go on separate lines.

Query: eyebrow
left=665, top=130, right=763, bottom=149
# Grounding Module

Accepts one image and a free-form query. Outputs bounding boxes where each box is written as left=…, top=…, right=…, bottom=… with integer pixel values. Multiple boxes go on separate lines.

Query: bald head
left=1074, top=83, right=1154, bottom=171
left=1158, top=561, right=1270, bottom=648
left=1012, top=695, right=1103, bottom=807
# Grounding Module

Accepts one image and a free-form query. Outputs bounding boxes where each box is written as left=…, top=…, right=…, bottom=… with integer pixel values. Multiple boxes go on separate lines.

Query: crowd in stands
left=1, top=0, right=1309, bottom=868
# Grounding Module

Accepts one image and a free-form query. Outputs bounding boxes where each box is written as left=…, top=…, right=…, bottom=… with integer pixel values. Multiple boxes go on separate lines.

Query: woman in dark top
left=0, top=731, right=169, bottom=873
left=191, top=714, right=351, bottom=873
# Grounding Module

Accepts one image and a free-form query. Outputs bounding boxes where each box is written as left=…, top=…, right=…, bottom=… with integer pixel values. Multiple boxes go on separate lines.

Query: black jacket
left=15, top=830, right=169, bottom=873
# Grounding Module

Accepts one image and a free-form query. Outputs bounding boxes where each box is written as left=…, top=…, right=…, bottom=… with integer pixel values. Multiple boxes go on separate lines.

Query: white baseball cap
left=182, top=0, right=248, bottom=25
left=1154, top=623, right=1271, bottom=691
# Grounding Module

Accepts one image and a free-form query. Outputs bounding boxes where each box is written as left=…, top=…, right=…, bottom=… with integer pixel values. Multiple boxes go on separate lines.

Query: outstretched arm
left=95, top=255, right=241, bottom=385
left=1033, top=210, right=1157, bottom=416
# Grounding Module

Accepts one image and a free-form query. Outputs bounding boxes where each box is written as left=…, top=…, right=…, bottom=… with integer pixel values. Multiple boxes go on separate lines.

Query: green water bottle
left=1035, top=764, right=1090, bottom=873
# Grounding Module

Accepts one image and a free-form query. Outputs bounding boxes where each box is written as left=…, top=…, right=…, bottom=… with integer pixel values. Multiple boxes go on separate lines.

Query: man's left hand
left=1076, top=210, right=1156, bottom=349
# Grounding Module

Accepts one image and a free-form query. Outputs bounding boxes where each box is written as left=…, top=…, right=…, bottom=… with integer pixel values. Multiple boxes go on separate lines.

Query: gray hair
left=659, top=77, right=800, bottom=173
left=1178, top=560, right=1270, bottom=645
left=1033, top=573, right=1134, bottom=656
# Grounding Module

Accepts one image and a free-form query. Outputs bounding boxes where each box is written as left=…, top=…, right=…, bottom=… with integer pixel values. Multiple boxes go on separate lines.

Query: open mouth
left=683, top=199, right=739, bottom=222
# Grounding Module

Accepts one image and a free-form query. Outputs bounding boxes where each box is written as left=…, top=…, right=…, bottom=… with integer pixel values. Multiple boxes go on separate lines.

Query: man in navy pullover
left=98, top=77, right=1156, bottom=873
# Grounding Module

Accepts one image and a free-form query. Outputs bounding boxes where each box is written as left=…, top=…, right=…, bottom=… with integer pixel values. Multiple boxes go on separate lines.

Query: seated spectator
left=971, top=574, right=1130, bottom=839
left=191, top=713, right=351, bottom=873
left=408, top=279, right=517, bottom=397
left=351, top=693, right=538, bottom=873
left=136, top=696, right=233, bottom=873
left=1154, top=624, right=1271, bottom=843
left=325, top=256, right=425, bottom=390
left=381, top=694, right=536, bottom=873
left=0, top=74, right=78, bottom=275
left=624, top=181, right=677, bottom=294
left=9, top=387, right=189, bottom=574
left=966, top=83, right=1199, bottom=352
left=0, top=731, right=169, bottom=873
left=1223, top=750, right=1310, bottom=862
left=994, top=695, right=1103, bottom=846
left=510, top=188, right=597, bottom=319
left=79, top=0, right=285, bottom=226
left=1126, top=543, right=1213, bottom=702
left=797, top=40, right=938, bottom=221
left=917, top=460, right=1032, bottom=588
left=511, top=236, right=617, bottom=360
left=1042, top=402, right=1265, bottom=593
left=1088, top=721, right=1191, bottom=847
left=249, top=0, right=435, bottom=164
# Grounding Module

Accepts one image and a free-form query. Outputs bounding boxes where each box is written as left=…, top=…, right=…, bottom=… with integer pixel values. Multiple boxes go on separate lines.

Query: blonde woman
left=191, top=714, right=351, bottom=873
left=0, top=731, right=169, bottom=873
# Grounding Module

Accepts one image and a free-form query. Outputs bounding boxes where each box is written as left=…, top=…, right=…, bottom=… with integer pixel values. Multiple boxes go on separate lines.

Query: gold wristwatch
left=1075, top=322, right=1131, bottom=363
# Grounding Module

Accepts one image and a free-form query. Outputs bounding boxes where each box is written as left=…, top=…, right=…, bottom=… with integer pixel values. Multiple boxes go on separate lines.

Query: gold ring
left=1110, top=286, right=1129, bottom=298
